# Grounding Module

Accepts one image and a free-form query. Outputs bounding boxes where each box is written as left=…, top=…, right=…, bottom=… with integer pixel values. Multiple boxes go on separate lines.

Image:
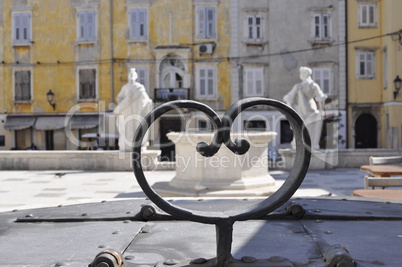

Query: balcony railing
left=154, top=88, right=190, bottom=102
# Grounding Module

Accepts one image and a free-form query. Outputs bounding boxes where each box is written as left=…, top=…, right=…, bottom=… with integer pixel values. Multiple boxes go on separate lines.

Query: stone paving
left=273, top=168, right=367, bottom=197
left=0, top=168, right=368, bottom=212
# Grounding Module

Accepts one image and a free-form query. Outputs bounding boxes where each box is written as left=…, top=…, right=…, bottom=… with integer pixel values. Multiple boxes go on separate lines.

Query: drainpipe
left=110, top=0, right=115, bottom=109
left=169, top=12, right=173, bottom=44
left=2, top=2, right=5, bottom=114
left=345, top=0, right=349, bottom=148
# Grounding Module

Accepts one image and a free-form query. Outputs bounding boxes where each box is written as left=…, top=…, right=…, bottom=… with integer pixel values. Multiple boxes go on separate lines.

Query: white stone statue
left=283, top=66, right=327, bottom=150
left=114, top=68, right=153, bottom=152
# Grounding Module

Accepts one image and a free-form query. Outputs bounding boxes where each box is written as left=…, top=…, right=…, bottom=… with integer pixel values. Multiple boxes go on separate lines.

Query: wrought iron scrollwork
left=132, top=97, right=311, bottom=266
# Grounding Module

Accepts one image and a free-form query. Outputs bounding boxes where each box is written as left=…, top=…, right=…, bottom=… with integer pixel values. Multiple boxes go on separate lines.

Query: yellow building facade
left=0, top=0, right=232, bottom=154
left=347, top=0, right=402, bottom=148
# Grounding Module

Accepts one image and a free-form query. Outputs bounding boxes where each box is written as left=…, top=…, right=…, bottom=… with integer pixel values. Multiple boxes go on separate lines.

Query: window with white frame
left=313, top=68, right=332, bottom=95
left=245, top=13, right=264, bottom=42
left=196, top=7, right=216, bottom=39
left=133, top=66, right=148, bottom=91
left=14, top=70, right=32, bottom=101
left=128, top=9, right=148, bottom=40
left=244, top=67, right=264, bottom=97
left=356, top=50, right=375, bottom=79
left=198, top=119, right=211, bottom=131
left=358, top=2, right=377, bottom=27
left=77, top=9, right=97, bottom=41
left=78, top=68, right=97, bottom=99
left=196, top=66, right=216, bottom=99
left=313, top=13, right=330, bottom=41
left=244, top=120, right=266, bottom=131
left=12, top=12, right=31, bottom=44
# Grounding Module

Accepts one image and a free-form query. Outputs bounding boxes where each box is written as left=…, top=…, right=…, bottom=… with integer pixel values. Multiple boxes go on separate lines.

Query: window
left=133, top=66, right=148, bottom=91
left=245, top=14, right=263, bottom=42
left=198, top=119, right=211, bottom=131
left=196, top=7, right=216, bottom=39
left=12, top=12, right=31, bottom=44
left=77, top=10, right=96, bottom=41
left=313, top=13, right=330, bottom=40
left=244, top=120, right=266, bottom=131
left=356, top=51, right=375, bottom=79
left=196, top=66, right=216, bottom=99
left=160, top=58, right=185, bottom=90
left=79, top=68, right=97, bottom=99
left=308, top=6, right=333, bottom=45
left=358, top=3, right=377, bottom=27
left=313, top=68, right=332, bottom=94
left=14, top=70, right=31, bottom=101
left=244, top=68, right=264, bottom=97
left=128, top=9, right=148, bottom=40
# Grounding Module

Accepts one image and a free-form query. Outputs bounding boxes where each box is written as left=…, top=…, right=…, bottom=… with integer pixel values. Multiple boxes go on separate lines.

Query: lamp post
left=46, top=89, right=56, bottom=110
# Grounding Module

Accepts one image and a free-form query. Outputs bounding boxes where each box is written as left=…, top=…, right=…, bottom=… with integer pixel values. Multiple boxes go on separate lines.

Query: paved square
left=0, top=168, right=370, bottom=212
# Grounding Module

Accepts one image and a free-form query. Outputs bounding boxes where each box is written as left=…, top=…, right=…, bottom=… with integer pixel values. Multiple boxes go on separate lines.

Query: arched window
left=160, top=57, right=185, bottom=88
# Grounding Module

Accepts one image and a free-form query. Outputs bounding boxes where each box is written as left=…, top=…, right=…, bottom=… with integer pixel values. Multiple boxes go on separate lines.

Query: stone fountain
left=153, top=131, right=277, bottom=197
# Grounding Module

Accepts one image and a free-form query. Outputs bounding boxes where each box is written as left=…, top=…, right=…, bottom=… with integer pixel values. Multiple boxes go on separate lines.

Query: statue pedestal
left=139, top=147, right=162, bottom=171
left=153, top=131, right=278, bottom=197
left=119, top=147, right=161, bottom=171
left=278, top=148, right=338, bottom=170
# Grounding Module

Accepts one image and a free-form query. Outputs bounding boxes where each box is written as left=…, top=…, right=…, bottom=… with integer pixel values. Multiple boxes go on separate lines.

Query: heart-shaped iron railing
left=132, top=97, right=311, bottom=266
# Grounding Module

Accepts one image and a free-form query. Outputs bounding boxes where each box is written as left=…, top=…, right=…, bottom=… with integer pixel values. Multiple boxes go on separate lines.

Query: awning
left=34, top=117, right=66, bottom=130
left=4, top=116, right=36, bottom=130
left=69, top=115, right=99, bottom=129
left=81, top=133, right=119, bottom=139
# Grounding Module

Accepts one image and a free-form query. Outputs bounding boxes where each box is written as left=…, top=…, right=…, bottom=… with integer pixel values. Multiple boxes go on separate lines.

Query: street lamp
left=46, top=89, right=56, bottom=110
left=394, top=76, right=402, bottom=99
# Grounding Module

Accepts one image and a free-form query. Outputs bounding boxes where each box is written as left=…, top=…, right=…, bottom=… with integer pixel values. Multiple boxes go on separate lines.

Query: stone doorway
left=45, top=129, right=67, bottom=150
left=159, top=118, right=182, bottom=161
left=355, top=113, right=377, bottom=148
